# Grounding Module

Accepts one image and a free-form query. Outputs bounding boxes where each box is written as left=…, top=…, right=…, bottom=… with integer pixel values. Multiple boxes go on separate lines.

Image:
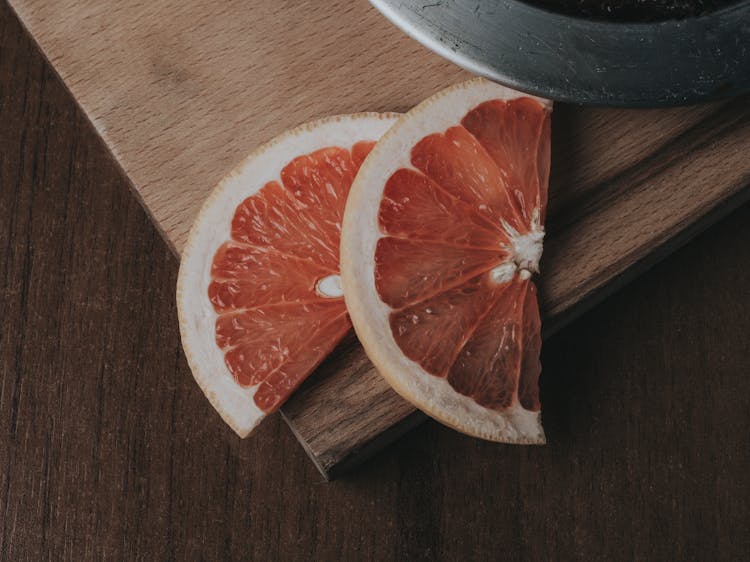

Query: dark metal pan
left=372, top=0, right=750, bottom=106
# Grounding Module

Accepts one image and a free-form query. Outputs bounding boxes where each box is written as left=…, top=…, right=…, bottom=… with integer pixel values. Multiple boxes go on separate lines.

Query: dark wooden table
left=1, top=4, right=749, bottom=560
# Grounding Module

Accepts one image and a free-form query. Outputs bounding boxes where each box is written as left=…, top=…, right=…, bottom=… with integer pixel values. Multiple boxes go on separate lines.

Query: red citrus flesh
left=375, top=99, right=550, bottom=413
left=209, top=141, right=374, bottom=413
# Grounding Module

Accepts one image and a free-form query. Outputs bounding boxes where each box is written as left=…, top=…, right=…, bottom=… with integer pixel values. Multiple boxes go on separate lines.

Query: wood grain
left=6, top=0, right=750, bottom=477
left=6, top=0, right=468, bottom=253
left=2, top=4, right=750, bottom=558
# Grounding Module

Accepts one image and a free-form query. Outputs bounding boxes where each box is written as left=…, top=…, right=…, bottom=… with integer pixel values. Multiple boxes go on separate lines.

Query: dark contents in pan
left=525, top=0, right=738, bottom=20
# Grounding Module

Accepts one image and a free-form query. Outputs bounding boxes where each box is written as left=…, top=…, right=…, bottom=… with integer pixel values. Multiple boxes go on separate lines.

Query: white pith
left=177, top=113, right=398, bottom=438
left=316, top=274, right=344, bottom=298
left=492, top=211, right=545, bottom=284
left=510, top=228, right=545, bottom=273
left=341, top=78, right=551, bottom=444
left=490, top=262, right=517, bottom=284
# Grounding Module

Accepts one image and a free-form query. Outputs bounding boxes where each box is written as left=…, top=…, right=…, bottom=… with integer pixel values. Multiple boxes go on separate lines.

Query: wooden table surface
left=1, top=4, right=749, bottom=560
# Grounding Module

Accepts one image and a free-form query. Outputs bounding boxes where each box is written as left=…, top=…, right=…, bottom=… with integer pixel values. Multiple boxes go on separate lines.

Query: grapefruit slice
left=178, top=114, right=398, bottom=437
left=341, top=79, right=551, bottom=443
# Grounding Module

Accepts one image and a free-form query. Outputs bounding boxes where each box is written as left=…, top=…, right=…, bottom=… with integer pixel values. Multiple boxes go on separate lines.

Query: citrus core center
left=490, top=220, right=545, bottom=285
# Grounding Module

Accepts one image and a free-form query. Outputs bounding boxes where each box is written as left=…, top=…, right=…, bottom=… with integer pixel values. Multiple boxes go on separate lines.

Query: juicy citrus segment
left=387, top=273, right=541, bottom=415
left=253, top=311, right=350, bottom=412
left=374, top=237, right=505, bottom=309
left=209, top=243, right=332, bottom=311
left=411, top=126, right=525, bottom=231
left=231, top=147, right=358, bottom=270
left=280, top=147, right=356, bottom=240
left=379, top=168, right=504, bottom=248
left=215, top=300, right=346, bottom=386
left=388, top=274, right=501, bottom=376
left=516, top=282, right=542, bottom=411
left=231, top=180, right=337, bottom=271
left=178, top=113, right=398, bottom=437
left=445, top=279, right=540, bottom=412
left=215, top=147, right=357, bottom=407
left=341, top=79, right=551, bottom=443
left=212, top=144, right=364, bottom=402
left=462, top=98, right=552, bottom=224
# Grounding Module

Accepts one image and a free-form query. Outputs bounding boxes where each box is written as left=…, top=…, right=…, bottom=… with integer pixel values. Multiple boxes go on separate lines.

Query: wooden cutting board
left=10, top=0, right=750, bottom=478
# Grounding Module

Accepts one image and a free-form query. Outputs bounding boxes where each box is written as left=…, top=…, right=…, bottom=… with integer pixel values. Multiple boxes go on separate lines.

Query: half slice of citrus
left=178, top=114, right=398, bottom=437
left=341, top=79, right=551, bottom=443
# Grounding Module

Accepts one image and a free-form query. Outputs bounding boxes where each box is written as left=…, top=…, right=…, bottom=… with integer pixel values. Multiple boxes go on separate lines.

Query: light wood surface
left=8, top=0, right=468, bottom=253
left=8, top=0, right=750, bottom=477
